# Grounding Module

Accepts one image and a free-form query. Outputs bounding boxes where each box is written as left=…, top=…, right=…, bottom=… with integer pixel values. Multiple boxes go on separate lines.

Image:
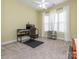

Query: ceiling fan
left=34, top=0, right=49, bottom=9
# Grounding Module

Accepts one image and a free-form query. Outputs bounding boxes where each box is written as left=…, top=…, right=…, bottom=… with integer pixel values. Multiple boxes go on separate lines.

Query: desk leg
left=17, top=36, right=22, bottom=43
left=20, top=37, right=22, bottom=43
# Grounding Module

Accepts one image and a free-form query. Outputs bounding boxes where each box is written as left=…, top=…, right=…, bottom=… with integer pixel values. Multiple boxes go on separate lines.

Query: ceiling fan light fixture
left=38, top=4, right=47, bottom=9
left=34, top=0, right=49, bottom=9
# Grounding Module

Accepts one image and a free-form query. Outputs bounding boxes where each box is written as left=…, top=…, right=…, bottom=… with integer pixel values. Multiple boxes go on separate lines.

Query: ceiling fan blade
left=42, top=0, right=45, bottom=2
left=43, top=2, right=49, bottom=5
left=34, top=1, right=41, bottom=4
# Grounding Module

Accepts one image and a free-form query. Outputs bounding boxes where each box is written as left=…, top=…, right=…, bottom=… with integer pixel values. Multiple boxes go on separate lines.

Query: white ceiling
left=19, top=0, right=67, bottom=10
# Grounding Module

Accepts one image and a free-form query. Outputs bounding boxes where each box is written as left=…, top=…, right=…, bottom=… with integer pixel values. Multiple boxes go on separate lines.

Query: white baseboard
left=1, top=36, right=30, bottom=46
left=57, top=37, right=64, bottom=40
left=58, top=37, right=71, bottom=41
left=1, top=40, right=17, bottom=46
left=1, top=37, right=70, bottom=46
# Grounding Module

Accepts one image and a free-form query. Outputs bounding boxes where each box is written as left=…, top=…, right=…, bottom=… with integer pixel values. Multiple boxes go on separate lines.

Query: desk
left=17, top=29, right=30, bottom=42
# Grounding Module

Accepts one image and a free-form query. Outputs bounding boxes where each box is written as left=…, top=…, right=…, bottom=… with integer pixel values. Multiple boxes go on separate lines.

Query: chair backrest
left=30, top=25, right=36, bottom=35
left=26, top=24, right=39, bottom=38
left=26, top=24, right=32, bottom=30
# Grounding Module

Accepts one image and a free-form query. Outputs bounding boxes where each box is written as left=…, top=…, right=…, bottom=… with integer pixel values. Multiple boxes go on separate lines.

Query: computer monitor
left=26, top=24, right=32, bottom=29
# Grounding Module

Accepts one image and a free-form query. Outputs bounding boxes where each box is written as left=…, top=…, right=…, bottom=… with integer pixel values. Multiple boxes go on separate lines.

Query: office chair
left=23, top=25, right=43, bottom=48
left=29, top=25, right=39, bottom=41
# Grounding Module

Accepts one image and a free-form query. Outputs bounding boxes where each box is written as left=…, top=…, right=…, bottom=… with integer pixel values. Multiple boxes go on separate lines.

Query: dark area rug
left=23, top=40, right=44, bottom=48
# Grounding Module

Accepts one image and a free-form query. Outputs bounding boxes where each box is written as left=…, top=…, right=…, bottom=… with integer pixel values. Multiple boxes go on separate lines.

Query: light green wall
left=36, top=11, right=42, bottom=36
left=70, top=0, right=77, bottom=38
left=1, top=0, right=38, bottom=42
left=37, top=0, right=77, bottom=38
left=1, top=0, right=77, bottom=43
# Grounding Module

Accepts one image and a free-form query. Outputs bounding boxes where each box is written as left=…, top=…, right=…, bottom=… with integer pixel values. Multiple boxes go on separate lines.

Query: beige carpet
left=1, top=38, right=70, bottom=59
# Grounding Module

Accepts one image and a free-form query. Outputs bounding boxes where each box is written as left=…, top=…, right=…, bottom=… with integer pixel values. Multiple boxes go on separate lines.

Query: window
left=43, top=14, right=49, bottom=31
left=57, top=10, right=66, bottom=32
left=42, top=6, right=70, bottom=41
left=43, top=8, right=66, bottom=32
